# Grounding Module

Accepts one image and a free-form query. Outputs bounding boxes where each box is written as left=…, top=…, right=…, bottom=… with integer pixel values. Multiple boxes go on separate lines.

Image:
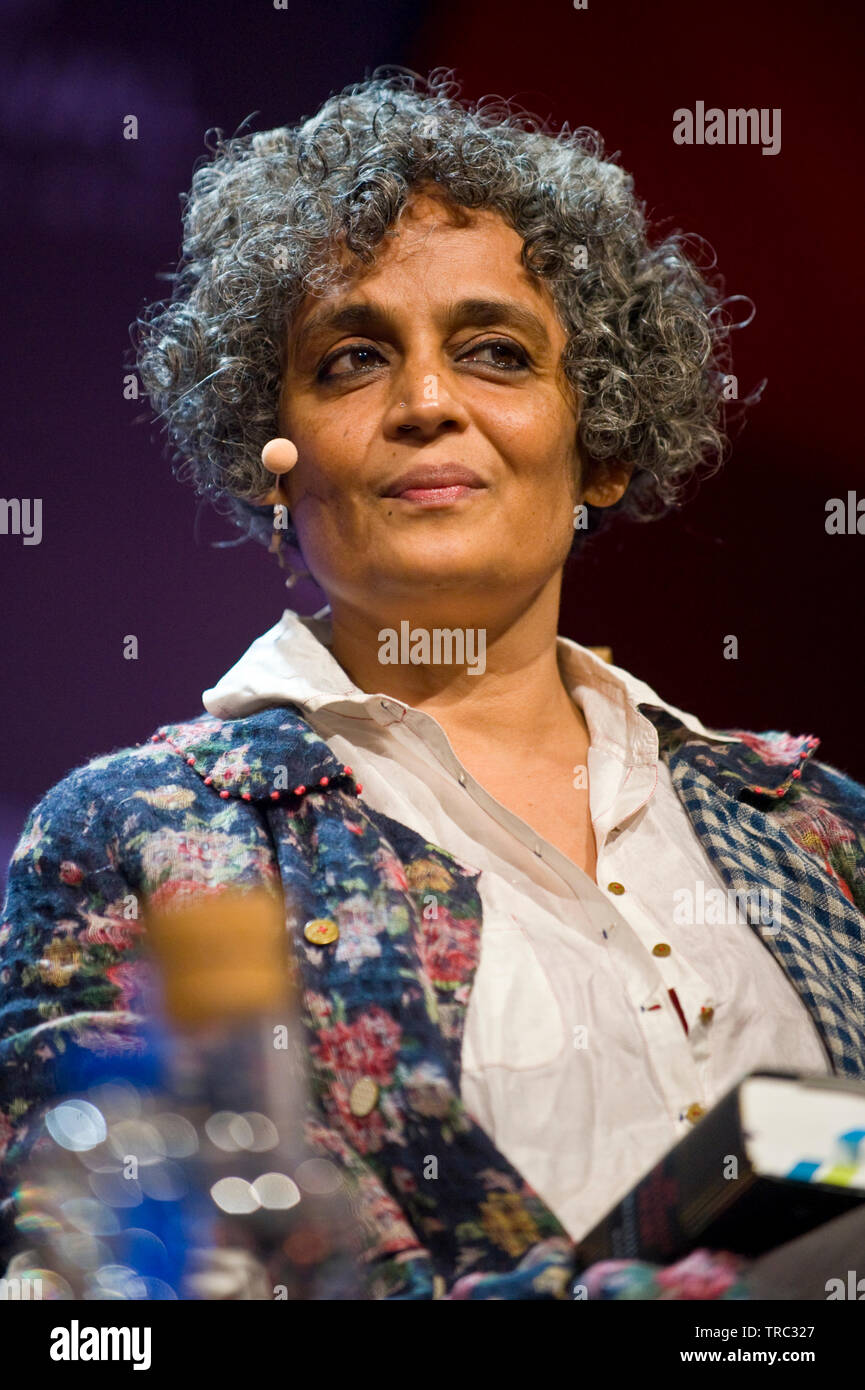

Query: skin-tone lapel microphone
left=261, top=438, right=299, bottom=562
left=261, top=437, right=299, bottom=474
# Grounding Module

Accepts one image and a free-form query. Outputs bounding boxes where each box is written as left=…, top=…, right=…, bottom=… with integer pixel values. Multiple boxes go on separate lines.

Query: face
left=272, top=189, right=628, bottom=623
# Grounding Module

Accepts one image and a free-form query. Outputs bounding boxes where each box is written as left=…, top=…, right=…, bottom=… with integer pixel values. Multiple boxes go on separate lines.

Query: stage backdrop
left=1, top=0, right=861, bottom=889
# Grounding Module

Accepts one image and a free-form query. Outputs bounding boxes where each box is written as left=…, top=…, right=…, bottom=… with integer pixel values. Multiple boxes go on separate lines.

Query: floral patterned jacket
left=1, top=701, right=864, bottom=1299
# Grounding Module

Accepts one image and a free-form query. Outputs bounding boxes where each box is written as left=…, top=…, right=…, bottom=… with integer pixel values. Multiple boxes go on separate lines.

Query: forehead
left=377, top=191, right=523, bottom=261
left=292, top=190, right=557, bottom=328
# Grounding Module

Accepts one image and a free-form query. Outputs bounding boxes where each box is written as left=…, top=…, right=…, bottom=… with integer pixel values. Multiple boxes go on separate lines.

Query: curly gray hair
left=132, top=66, right=746, bottom=556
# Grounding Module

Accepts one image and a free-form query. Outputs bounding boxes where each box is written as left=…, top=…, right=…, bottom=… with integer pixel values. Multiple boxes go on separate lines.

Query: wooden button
left=349, top=1077, right=379, bottom=1117
left=652, top=942, right=671, bottom=957
left=303, top=918, right=339, bottom=945
left=686, top=1103, right=706, bottom=1124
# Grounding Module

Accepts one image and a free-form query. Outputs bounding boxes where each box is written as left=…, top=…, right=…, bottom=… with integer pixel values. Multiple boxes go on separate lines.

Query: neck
left=327, top=572, right=589, bottom=753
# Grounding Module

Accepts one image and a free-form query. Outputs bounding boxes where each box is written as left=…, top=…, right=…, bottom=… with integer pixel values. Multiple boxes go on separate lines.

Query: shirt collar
left=202, top=608, right=738, bottom=760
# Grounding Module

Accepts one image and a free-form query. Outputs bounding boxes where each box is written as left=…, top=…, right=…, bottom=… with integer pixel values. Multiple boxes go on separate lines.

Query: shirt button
left=607, top=881, right=625, bottom=895
left=686, top=1103, right=706, bottom=1124
left=652, top=942, right=672, bottom=957
left=700, top=1005, right=715, bottom=1023
left=303, top=918, right=340, bottom=945
left=349, top=1077, right=379, bottom=1117
left=458, top=772, right=466, bottom=786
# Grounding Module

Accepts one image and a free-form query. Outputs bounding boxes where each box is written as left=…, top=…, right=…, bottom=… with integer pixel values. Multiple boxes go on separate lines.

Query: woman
left=2, top=69, right=864, bottom=1301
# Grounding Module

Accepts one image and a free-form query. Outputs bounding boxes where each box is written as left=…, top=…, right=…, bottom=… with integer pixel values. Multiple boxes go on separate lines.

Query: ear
left=581, top=459, right=635, bottom=508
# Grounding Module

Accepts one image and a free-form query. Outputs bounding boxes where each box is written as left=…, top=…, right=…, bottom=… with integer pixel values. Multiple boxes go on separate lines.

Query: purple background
left=2, top=0, right=862, bottom=889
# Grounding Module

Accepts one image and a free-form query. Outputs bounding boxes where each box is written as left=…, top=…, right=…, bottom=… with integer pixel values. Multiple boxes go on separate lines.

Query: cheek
left=283, top=420, right=364, bottom=510
left=289, top=390, right=380, bottom=462
left=485, top=394, right=576, bottom=462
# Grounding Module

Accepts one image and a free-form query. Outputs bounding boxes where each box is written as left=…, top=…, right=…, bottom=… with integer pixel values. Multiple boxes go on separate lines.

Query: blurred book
left=576, top=1070, right=865, bottom=1265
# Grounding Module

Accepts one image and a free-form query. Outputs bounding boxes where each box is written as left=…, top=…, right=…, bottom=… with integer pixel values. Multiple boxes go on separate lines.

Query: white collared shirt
left=203, top=609, right=830, bottom=1242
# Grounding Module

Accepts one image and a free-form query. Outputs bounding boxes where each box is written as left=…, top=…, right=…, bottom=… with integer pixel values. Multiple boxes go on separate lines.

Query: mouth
left=381, top=465, right=488, bottom=508
left=390, top=483, right=485, bottom=507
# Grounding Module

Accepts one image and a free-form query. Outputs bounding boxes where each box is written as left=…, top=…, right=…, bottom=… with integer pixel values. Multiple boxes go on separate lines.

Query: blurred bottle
left=3, top=886, right=367, bottom=1301
left=145, top=884, right=366, bottom=1300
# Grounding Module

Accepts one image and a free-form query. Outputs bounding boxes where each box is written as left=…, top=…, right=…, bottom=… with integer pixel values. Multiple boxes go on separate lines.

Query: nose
left=385, top=367, right=470, bottom=439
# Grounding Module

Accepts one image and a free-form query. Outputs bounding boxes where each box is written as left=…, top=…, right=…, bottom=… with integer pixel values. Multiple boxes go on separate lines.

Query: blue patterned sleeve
left=0, top=767, right=148, bottom=1262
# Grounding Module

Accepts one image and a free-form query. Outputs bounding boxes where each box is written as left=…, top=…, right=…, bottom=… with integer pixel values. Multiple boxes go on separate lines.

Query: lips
left=381, top=464, right=486, bottom=498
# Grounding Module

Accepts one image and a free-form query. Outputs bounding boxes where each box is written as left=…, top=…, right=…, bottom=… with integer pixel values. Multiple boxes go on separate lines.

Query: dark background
left=1, top=0, right=862, bottom=887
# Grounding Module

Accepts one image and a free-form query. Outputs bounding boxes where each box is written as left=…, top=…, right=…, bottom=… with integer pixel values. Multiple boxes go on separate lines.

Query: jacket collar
left=150, top=708, right=357, bottom=804
left=152, top=702, right=821, bottom=808
left=639, top=705, right=822, bottom=802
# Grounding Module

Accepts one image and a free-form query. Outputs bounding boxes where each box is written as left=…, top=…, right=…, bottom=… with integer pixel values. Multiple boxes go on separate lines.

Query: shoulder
left=727, top=728, right=865, bottom=814
left=5, top=717, right=268, bottom=878
left=13, top=714, right=214, bottom=838
left=5, top=713, right=280, bottom=894
left=802, top=750, right=865, bottom=817
left=10, top=700, right=349, bottom=865
left=651, top=707, right=865, bottom=838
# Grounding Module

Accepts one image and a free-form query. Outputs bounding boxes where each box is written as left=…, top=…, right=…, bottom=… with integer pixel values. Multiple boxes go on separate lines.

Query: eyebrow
left=292, top=296, right=551, bottom=359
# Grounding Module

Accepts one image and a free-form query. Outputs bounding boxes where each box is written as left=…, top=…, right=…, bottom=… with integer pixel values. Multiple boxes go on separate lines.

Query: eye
left=458, top=338, right=530, bottom=371
left=317, top=343, right=386, bottom=382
